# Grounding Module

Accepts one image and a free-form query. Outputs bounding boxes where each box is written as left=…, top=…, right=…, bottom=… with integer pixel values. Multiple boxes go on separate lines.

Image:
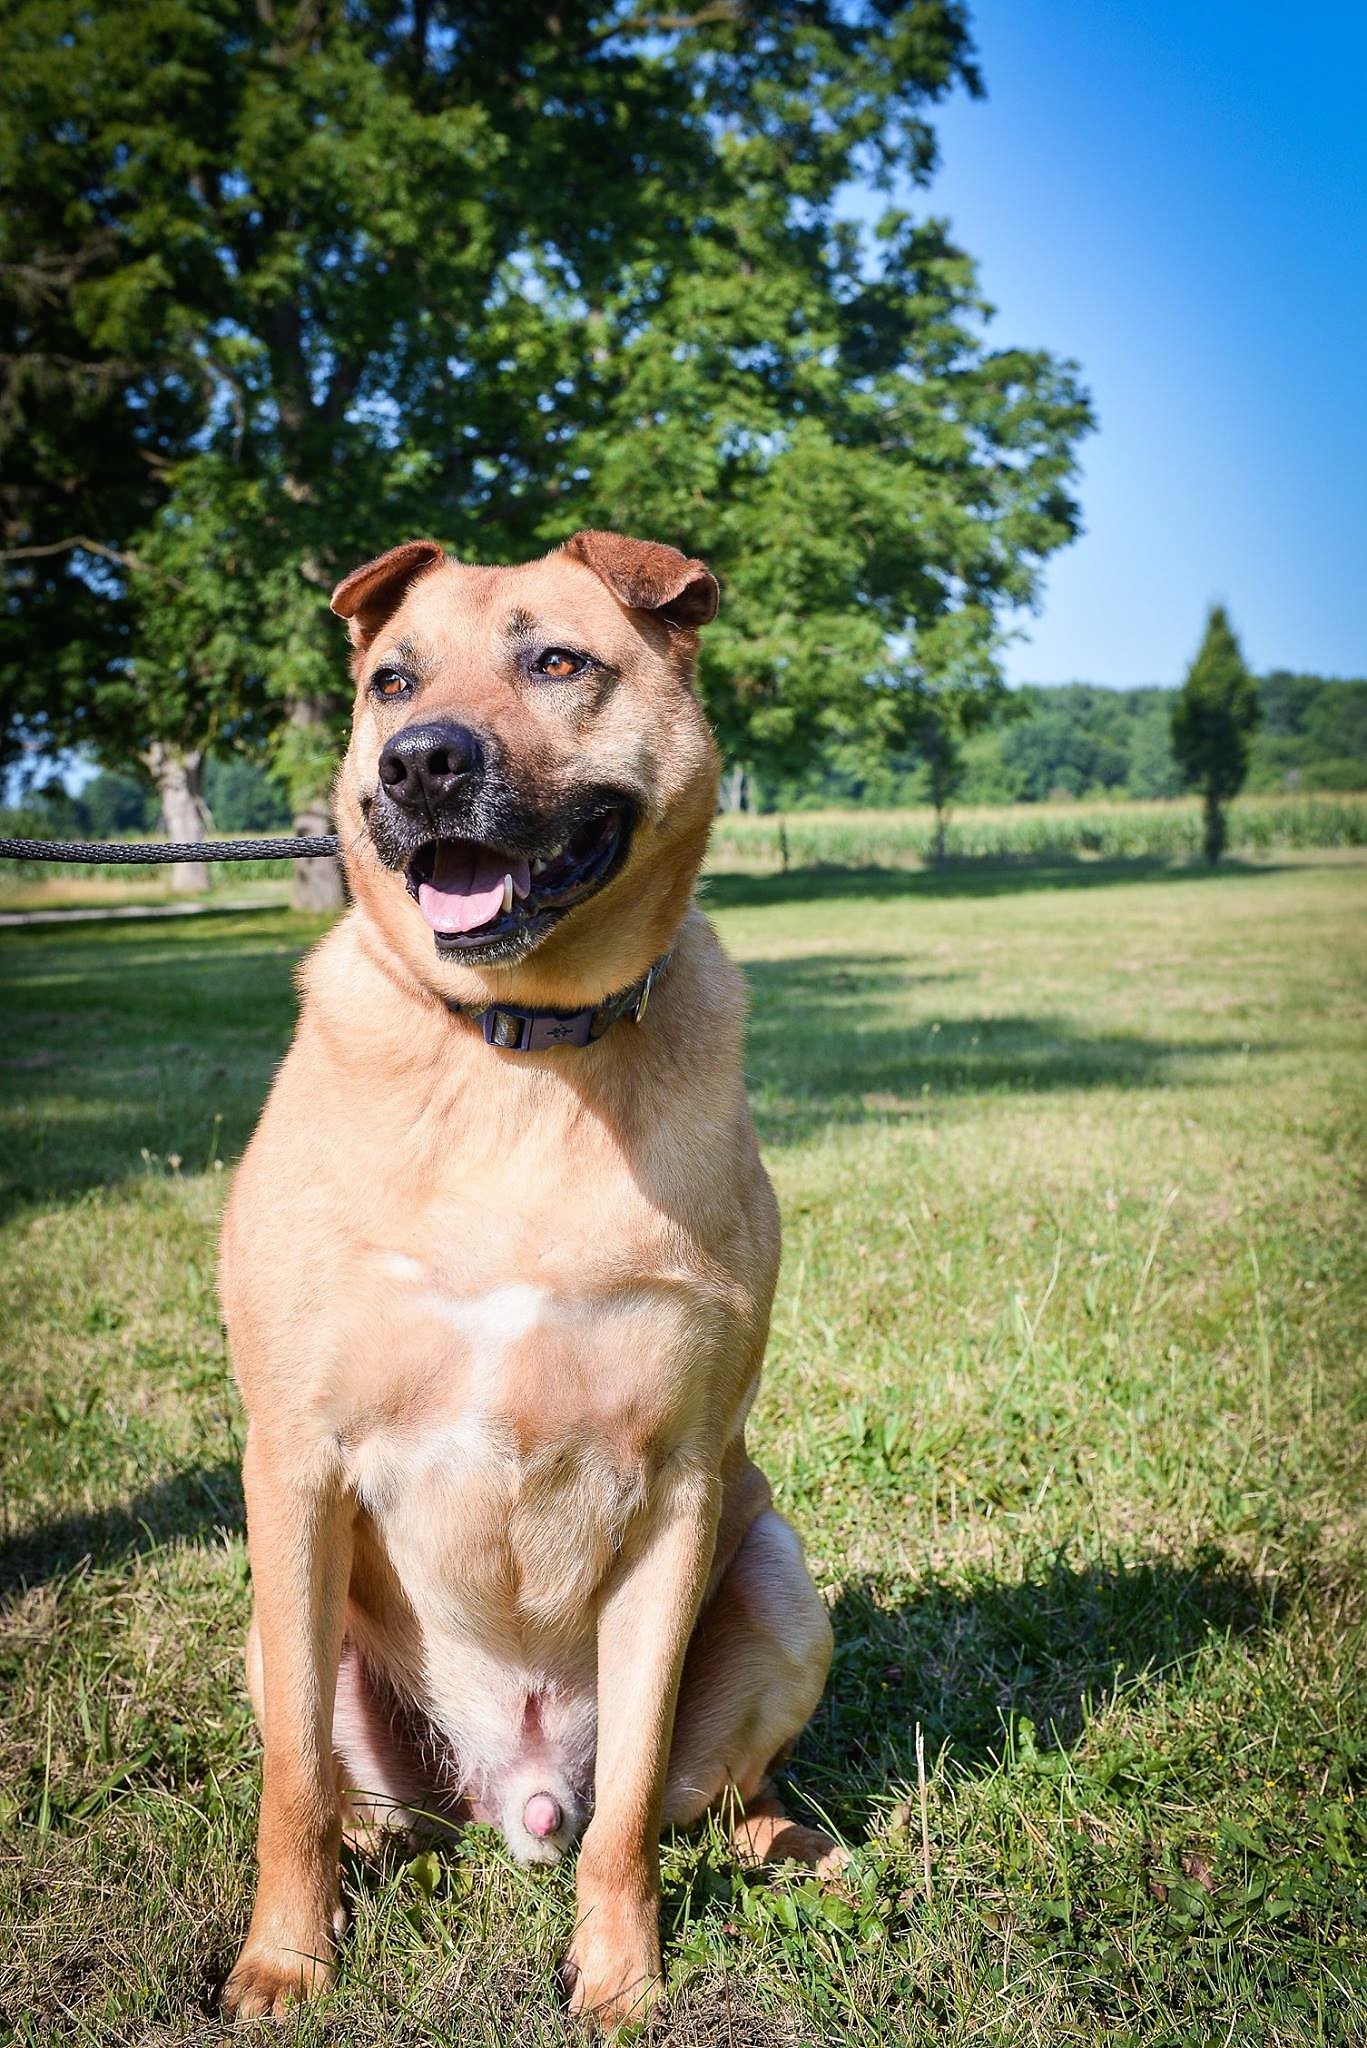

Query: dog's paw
left=561, top=1896, right=662, bottom=2032
left=732, top=1799, right=849, bottom=1880
left=783, top=1822, right=850, bottom=1881
left=221, top=1937, right=335, bottom=2022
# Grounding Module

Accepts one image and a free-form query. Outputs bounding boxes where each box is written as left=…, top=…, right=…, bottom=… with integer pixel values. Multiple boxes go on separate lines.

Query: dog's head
left=331, top=531, right=721, bottom=1008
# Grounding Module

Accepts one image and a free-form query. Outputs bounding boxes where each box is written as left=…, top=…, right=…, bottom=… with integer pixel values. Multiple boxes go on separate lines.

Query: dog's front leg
left=222, top=1429, right=353, bottom=2022
left=566, top=1467, right=718, bottom=2029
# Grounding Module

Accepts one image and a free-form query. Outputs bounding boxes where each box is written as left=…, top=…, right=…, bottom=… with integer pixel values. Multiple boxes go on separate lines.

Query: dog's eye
left=371, top=668, right=412, bottom=700
left=533, top=648, right=587, bottom=680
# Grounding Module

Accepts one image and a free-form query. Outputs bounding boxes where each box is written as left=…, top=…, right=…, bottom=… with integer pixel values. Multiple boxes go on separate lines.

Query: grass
left=0, top=849, right=1364, bottom=2045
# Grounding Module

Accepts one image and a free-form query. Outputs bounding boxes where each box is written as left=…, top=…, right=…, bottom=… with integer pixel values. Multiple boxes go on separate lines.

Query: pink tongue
left=417, top=843, right=531, bottom=936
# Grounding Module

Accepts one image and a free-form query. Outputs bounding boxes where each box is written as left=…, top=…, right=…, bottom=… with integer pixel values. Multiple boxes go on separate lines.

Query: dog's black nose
left=377, top=722, right=481, bottom=813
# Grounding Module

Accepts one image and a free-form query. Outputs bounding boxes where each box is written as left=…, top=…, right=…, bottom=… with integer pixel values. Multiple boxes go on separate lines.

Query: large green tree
left=2, top=0, right=1091, bottom=902
left=1171, top=605, right=1261, bottom=864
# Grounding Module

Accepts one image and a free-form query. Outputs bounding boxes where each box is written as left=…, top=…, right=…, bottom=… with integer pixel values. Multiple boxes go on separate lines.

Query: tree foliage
left=1251, top=672, right=1367, bottom=792
left=2, top=0, right=1093, bottom=872
left=998, top=685, right=1131, bottom=801
left=1170, top=605, right=1260, bottom=863
left=758, top=673, right=1367, bottom=812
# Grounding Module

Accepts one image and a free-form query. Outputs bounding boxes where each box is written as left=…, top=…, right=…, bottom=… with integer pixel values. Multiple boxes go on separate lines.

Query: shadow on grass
left=704, top=853, right=1292, bottom=912
left=0, top=1460, right=244, bottom=1598
left=0, top=919, right=304, bottom=1216
left=743, top=952, right=1278, bottom=1145
left=4, top=1465, right=1268, bottom=1817
left=2, top=922, right=1283, bottom=1202
left=794, top=1551, right=1273, bottom=1830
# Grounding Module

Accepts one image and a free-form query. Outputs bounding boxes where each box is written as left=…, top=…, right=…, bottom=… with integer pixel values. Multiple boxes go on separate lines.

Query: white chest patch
left=420, top=1279, right=550, bottom=1390
left=347, top=1276, right=553, bottom=1513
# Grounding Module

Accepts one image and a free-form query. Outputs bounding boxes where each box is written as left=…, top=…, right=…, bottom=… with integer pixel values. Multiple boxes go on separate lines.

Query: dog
left=218, top=530, right=838, bottom=2029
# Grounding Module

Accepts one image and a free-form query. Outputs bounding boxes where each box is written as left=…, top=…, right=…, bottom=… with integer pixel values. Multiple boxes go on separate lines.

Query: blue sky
left=913, top=0, right=1366, bottom=687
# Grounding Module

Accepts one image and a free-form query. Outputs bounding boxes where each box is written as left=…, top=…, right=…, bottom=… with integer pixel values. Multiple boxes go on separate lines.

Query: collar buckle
left=482, top=1004, right=597, bottom=1052
left=482, top=1006, right=529, bottom=1051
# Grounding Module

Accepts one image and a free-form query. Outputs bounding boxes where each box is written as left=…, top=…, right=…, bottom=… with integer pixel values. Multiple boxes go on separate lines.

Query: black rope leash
left=0, top=834, right=342, bottom=864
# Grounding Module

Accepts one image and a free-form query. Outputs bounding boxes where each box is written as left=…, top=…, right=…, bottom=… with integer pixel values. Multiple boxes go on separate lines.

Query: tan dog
left=219, top=531, right=837, bottom=2029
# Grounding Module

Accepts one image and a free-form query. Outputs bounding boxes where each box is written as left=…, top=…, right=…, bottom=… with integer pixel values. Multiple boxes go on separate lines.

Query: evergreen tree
left=1171, top=606, right=1260, bottom=864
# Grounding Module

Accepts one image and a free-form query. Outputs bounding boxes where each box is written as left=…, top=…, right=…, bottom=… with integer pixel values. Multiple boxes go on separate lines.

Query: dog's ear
left=562, top=530, right=719, bottom=628
left=330, top=539, right=445, bottom=649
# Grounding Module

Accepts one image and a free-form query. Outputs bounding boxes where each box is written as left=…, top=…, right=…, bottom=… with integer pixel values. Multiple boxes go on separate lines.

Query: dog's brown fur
left=219, top=533, right=836, bottom=2029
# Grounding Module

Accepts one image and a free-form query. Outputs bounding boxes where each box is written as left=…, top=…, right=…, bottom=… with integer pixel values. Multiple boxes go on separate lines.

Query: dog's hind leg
left=663, top=1505, right=843, bottom=1874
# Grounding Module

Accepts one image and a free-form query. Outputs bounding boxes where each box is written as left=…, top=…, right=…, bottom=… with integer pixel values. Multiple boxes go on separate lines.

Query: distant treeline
left=8, top=670, right=1366, bottom=840
left=11, top=754, right=293, bottom=842
left=764, top=671, right=1367, bottom=811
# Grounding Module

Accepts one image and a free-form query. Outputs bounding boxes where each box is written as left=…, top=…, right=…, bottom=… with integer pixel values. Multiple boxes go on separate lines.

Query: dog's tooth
left=501, top=873, right=514, bottom=915
left=531, top=856, right=547, bottom=876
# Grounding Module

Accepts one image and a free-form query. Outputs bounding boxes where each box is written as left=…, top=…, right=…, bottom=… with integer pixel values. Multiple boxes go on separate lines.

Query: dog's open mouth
left=404, top=807, right=628, bottom=955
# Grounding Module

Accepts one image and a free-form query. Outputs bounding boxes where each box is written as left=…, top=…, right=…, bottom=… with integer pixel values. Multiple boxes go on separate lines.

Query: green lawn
left=1, top=852, right=1364, bottom=2045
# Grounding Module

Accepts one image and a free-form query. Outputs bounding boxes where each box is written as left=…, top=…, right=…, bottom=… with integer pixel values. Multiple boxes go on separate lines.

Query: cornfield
left=708, top=793, right=1367, bottom=871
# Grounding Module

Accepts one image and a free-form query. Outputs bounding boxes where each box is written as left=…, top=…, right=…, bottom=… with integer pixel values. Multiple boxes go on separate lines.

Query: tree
left=998, top=685, right=1132, bottom=800
left=1124, top=696, right=1182, bottom=799
left=1251, top=672, right=1367, bottom=792
left=904, top=671, right=1014, bottom=861
left=203, top=754, right=290, bottom=834
left=2, top=1, right=1092, bottom=901
left=1171, top=606, right=1260, bottom=864
left=80, top=771, right=158, bottom=838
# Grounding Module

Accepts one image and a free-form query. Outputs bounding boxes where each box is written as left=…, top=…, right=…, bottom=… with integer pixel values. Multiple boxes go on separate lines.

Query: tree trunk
left=292, top=793, right=345, bottom=911
left=144, top=741, right=210, bottom=892
left=287, top=698, right=345, bottom=913
left=928, top=751, right=951, bottom=866
left=718, top=763, right=750, bottom=813
left=1202, top=788, right=1225, bottom=866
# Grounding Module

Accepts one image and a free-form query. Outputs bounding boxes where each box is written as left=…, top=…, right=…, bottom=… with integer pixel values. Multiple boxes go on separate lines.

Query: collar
left=445, top=952, right=671, bottom=1053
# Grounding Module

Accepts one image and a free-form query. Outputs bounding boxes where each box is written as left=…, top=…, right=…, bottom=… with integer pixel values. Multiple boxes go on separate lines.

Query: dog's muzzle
left=364, top=731, right=635, bottom=965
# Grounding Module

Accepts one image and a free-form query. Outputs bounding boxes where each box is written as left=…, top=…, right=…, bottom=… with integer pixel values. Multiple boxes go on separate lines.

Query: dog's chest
left=338, top=1260, right=718, bottom=1643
